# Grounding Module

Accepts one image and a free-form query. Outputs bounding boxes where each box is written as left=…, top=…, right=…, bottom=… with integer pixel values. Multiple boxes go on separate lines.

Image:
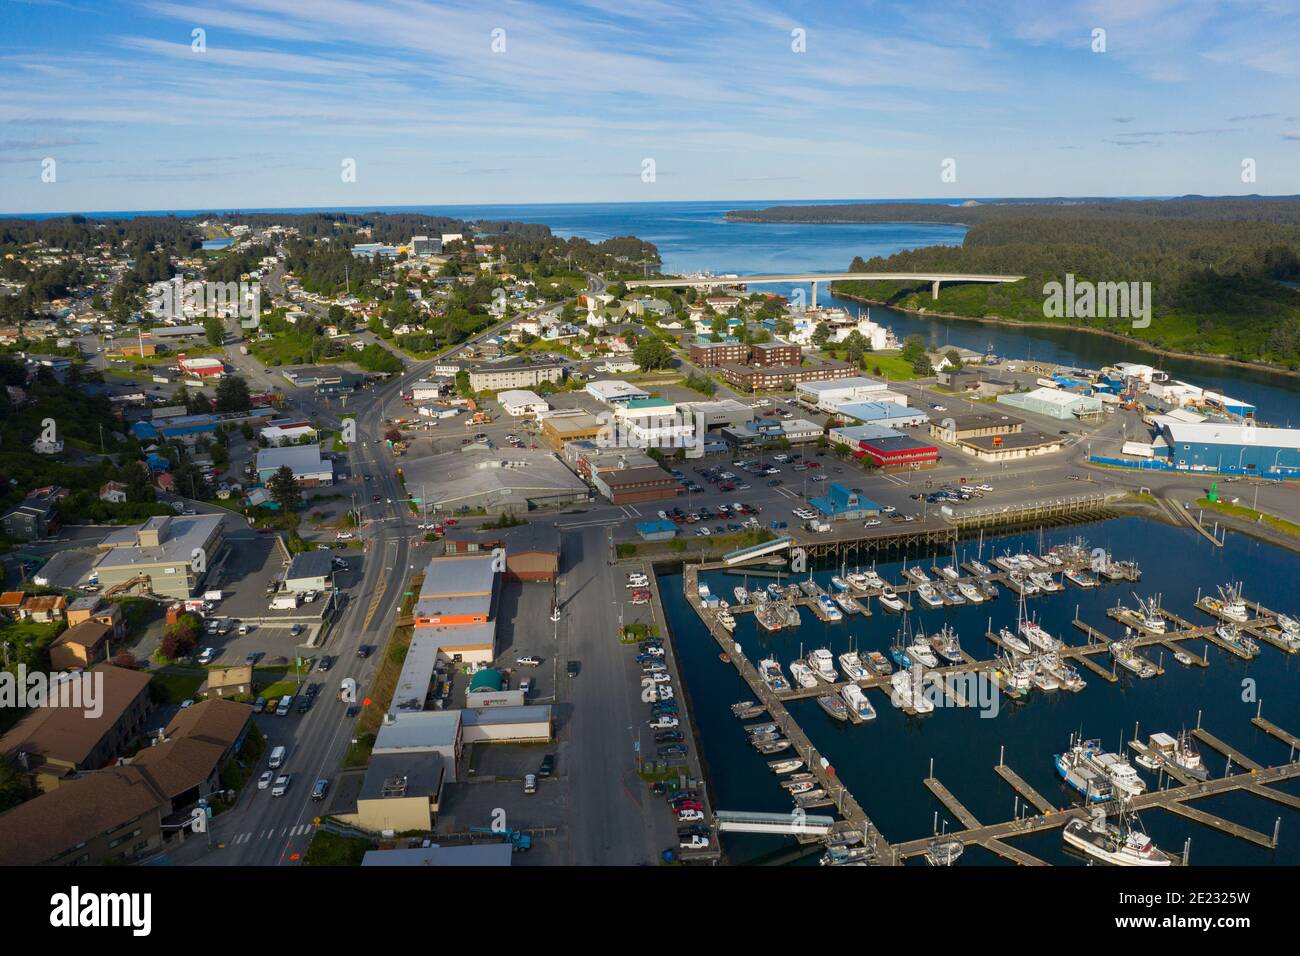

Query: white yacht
left=808, top=648, right=839, bottom=682
left=957, top=581, right=985, bottom=604
left=788, top=660, right=819, bottom=689
left=717, top=609, right=736, bottom=632
left=915, top=584, right=945, bottom=608
left=732, top=586, right=750, bottom=605
left=998, top=626, right=1031, bottom=655
left=838, top=651, right=870, bottom=681
left=863, top=569, right=887, bottom=590
left=908, top=634, right=939, bottom=668
left=841, top=683, right=876, bottom=721
left=903, top=565, right=931, bottom=585
left=889, top=670, right=935, bottom=713
left=1020, top=618, right=1060, bottom=652
left=877, top=586, right=906, bottom=612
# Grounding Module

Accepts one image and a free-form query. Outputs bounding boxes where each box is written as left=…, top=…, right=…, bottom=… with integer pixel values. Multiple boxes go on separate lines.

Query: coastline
left=831, top=287, right=1300, bottom=383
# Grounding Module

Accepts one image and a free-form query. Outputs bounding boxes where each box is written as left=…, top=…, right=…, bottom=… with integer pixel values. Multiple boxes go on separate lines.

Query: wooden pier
left=925, top=774, right=983, bottom=830
left=994, top=761, right=1057, bottom=815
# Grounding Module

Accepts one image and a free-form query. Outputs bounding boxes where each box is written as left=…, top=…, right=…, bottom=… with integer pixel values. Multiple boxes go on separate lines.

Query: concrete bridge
left=626, top=271, right=1025, bottom=308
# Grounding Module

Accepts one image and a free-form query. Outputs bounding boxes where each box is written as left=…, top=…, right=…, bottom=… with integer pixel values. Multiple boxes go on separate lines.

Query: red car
left=805, top=461, right=821, bottom=469
left=672, top=799, right=704, bottom=811
left=444, top=518, right=458, bottom=526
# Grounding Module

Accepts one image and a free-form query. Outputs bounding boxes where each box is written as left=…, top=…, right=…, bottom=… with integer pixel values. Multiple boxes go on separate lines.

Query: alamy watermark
left=147, top=277, right=261, bottom=322
left=1042, top=273, right=1151, bottom=328
left=594, top=408, right=705, bottom=453
left=0, top=667, right=104, bottom=719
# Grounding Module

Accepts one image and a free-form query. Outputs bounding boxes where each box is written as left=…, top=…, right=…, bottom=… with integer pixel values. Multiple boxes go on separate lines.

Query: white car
left=335, top=531, right=354, bottom=540
left=650, top=672, right=671, bottom=683
left=880, top=505, right=897, bottom=514
left=649, top=716, right=680, bottom=729
left=197, top=647, right=215, bottom=664
left=257, top=771, right=274, bottom=790
left=863, top=519, right=882, bottom=527
left=677, top=808, right=705, bottom=822
left=271, top=774, right=291, bottom=797
left=658, top=685, right=675, bottom=700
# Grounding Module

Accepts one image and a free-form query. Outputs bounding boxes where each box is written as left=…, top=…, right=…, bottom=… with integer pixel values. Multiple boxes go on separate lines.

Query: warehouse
left=540, top=410, right=604, bottom=450
left=678, top=398, right=754, bottom=431
left=585, top=379, right=650, bottom=406
left=810, top=483, right=880, bottom=521
left=373, top=710, right=463, bottom=775
left=591, top=464, right=682, bottom=505
left=413, top=553, right=498, bottom=628
left=399, top=446, right=589, bottom=512
left=461, top=704, right=553, bottom=744
left=441, top=522, right=560, bottom=582
left=464, top=669, right=526, bottom=708
left=848, top=433, right=940, bottom=472
left=255, top=443, right=334, bottom=486
left=795, top=376, right=888, bottom=411
left=635, top=519, right=678, bottom=542
left=997, top=387, right=1104, bottom=422
left=1158, top=421, right=1300, bottom=476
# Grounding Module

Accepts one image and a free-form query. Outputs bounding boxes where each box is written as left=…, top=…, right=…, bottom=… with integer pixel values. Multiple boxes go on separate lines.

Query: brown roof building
left=65, top=595, right=125, bottom=639
left=0, top=664, right=152, bottom=790
left=48, top=619, right=113, bottom=671
left=18, top=593, right=67, bottom=622
left=441, top=523, right=561, bottom=583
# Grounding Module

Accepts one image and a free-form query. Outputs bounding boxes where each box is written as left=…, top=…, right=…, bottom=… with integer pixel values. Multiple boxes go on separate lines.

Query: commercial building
left=399, top=446, right=589, bottom=512
left=929, top=414, right=1024, bottom=443
left=796, top=376, right=889, bottom=411
left=997, top=387, right=1104, bottom=422
left=283, top=549, right=334, bottom=592
left=834, top=401, right=928, bottom=428
left=810, top=483, right=880, bottom=521
left=748, top=340, right=801, bottom=367
left=404, top=378, right=452, bottom=402
left=351, top=242, right=399, bottom=258
left=410, top=235, right=442, bottom=256
left=177, top=355, right=225, bottom=378
left=497, top=389, right=550, bottom=418
left=373, top=710, right=463, bottom=774
left=413, top=553, right=498, bottom=628
left=92, top=513, right=225, bottom=600
left=958, top=431, right=1064, bottom=461
left=678, top=398, right=754, bottom=431
left=591, top=463, right=682, bottom=505
left=461, top=704, right=553, bottom=743
left=540, top=410, right=605, bottom=450
left=258, top=419, right=318, bottom=446
left=830, top=425, right=939, bottom=472
left=441, top=522, right=561, bottom=582
left=281, top=366, right=365, bottom=390
left=636, top=519, right=678, bottom=542
left=467, top=357, right=565, bottom=392
left=585, top=379, right=650, bottom=406
left=353, top=752, right=446, bottom=834
left=255, top=443, right=334, bottom=486
left=465, top=669, right=527, bottom=708
left=1158, top=421, right=1300, bottom=476
left=0, top=665, right=153, bottom=791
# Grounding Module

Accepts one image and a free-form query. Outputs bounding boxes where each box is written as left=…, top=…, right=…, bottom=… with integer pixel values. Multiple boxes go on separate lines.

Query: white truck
left=203, top=590, right=223, bottom=602
left=270, top=593, right=300, bottom=610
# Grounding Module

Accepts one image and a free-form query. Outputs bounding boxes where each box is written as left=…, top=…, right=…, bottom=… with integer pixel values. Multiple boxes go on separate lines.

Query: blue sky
left=1, top=0, right=1299, bottom=213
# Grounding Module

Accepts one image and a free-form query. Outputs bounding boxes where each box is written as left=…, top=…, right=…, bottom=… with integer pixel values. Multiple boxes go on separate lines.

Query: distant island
left=726, top=198, right=1300, bottom=370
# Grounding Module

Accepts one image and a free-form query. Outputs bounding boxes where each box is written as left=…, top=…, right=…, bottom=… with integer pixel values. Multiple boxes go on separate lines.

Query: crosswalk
left=229, top=823, right=314, bottom=844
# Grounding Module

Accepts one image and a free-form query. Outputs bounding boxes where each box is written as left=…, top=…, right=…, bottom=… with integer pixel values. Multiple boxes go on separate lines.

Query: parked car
left=539, top=754, right=555, bottom=778
left=523, top=773, right=538, bottom=795
left=566, top=660, right=581, bottom=677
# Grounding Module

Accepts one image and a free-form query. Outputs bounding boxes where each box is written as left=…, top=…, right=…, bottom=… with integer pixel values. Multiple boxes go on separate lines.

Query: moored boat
left=1063, top=807, right=1171, bottom=866
left=838, top=650, right=870, bottom=680
left=808, top=648, right=839, bottom=682
left=840, top=683, right=876, bottom=721
left=788, top=660, right=819, bottom=689
left=817, top=694, right=849, bottom=722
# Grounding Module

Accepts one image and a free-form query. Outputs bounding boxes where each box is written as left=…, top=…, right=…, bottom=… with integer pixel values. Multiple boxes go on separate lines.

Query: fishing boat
left=1020, top=618, right=1060, bottom=652
left=817, top=695, right=849, bottom=721
left=1137, top=731, right=1209, bottom=781
left=1278, top=613, right=1300, bottom=636
left=816, top=595, right=843, bottom=621
left=767, top=757, right=804, bottom=774
left=799, top=579, right=822, bottom=598
left=751, top=588, right=768, bottom=604
left=732, top=701, right=765, bottom=720
left=833, top=592, right=862, bottom=615
left=1063, top=805, right=1171, bottom=866
left=889, top=669, right=934, bottom=713
left=1207, top=583, right=1250, bottom=622
left=716, top=609, right=736, bottom=632
left=1215, top=623, right=1259, bottom=656
left=745, top=721, right=779, bottom=737
left=755, top=602, right=786, bottom=632
left=992, top=554, right=1022, bottom=574
left=890, top=620, right=914, bottom=669
left=821, top=845, right=875, bottom=866
left=755, top=738, right=792, bottom=754
left=758, top=658, right=790, bottom=692
left=824, top=828, right=864, bottom=848
left=841, top=683, right=876, bottom=720
left=930, top=623, right=964, bottom=664
left=782, top=604, right=801, bottom=627
left=915, top=583, right=945, bottom=608
left=978, top=578, right=1000, bottom=600
left=1030, top=661, right=1060, bottom=692
left=1055, top=736, right=1113, bottom=803
left=996, top=653, right=1033, bottom=693
left=865, top=650, right=893, bottom=676
left=830, top=575, right=849, bottom=592
left=1064, top=567, right=1099, bottom=588
left=877, top=586, right=906, bottom=612
left=1084, top=747, right=1147, bottom=797
left=1135, top=594, right=1167, bottom=633
left=766, top=582, right=785, bottom=601
left=957, top=581, right=985, bottom=604
left=783, top=779, right=817, bottom=794
left=788, top=660, right=819, bottom=689
left=924, top=838, right=965, bottom=867
left=794, top=788, right=828, bottom=805
left=1041, top=653, right=1086, bottom=692
left=1110, top=639, right=1159, bottom=678
left=838, top=650, right=870, bottom=681
left=903, top=565, right=931, bottom=585
left=732, top=586, right=750, bottom=605
left=808, top=648, right=839, bottom=682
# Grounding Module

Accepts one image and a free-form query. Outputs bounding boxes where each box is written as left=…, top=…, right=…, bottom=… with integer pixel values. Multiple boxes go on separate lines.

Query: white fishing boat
left=1137, top=731, right=1209, bottom=781
left=957, top=581, right=985, bottom=603
left=908, top=636, right=939, bottom=669
left=1215, top=623, right=1259, bottom=656
left=816, top=595, right=843, bottom=621
left=940, top=583, right=965, bottom=606
left=1055, top=736, right=1113, bottom=803
left=996, top=654, right=1033, bottom=692
left=1063, top=805, right=1170, bottom=866
left=717, top=609, right=736, bottom=632
left=697, top=583, right=712, bottom=600
left=1135, top=593, right=1166, bottom=633
left=1007, top=572, right=1039, bottom=596
left=841, top=683, right=876, bottom=721
left=889, top=670, right=934, bottom=713
left=1208, top=583, right=1250, bottom=622
left=788, top=660, right=819, bottom=689
left=930, top=624, right=964, bottom=664
left=915, top=584, right=944, bottom=608
left=733, top=586, right=750, bottom=605
left=1041, top=653, right=1086, bottom=691
left=751, top=588, right=768, bottom=604
left=1110, top=639, right=1158, bottom=678
left=1278, top=613, right=1300, bottom=636
left=838, top=650, right=870, bottom=681
left=766, top=582, right=785, bottom=601
left=833, top=592, right=862, bottom=614
left=1020, top=618, right=1060, bottom=652
left=816, top=695, right=849, bottom=722
left=808, top=648, right=839, bottom=682
left=845, top=571, right=870, bottom=591
left=903, top=565, right=931, bottom=585
left=1084, top=748, right=1147, bottom=797
left=1030, top=660, right=1060, bottom=691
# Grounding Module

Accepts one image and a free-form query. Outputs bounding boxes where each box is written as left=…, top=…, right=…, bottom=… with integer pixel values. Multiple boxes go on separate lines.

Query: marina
left=660, top=516, right=1300, bottom=866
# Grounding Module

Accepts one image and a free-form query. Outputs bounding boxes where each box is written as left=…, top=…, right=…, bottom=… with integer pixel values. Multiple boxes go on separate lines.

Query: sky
left=1, top=0, right=1299, bottom=214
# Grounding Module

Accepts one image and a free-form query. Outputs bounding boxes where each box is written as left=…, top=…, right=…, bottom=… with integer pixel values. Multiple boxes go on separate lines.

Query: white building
left=586, top=380, right=650, bottom=406
left=497, top=389, right=550, bottom=418
left=795, top=376, right=889, bottom=411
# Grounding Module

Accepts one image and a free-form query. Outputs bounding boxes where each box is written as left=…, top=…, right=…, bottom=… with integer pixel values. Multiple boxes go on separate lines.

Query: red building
left=856, top=434, right=940, bottom=472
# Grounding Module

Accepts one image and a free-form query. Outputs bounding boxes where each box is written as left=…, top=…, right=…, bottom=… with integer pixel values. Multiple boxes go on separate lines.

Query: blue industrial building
left=810, top=483, right=881, bottom=521
left=1160, top=421, right=1300, bottom=477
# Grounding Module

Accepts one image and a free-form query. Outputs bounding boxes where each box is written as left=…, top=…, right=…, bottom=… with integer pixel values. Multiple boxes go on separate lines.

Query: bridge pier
left=932, top=280, right=941, bottom=300
left=811, top=280, right=818, bottom=311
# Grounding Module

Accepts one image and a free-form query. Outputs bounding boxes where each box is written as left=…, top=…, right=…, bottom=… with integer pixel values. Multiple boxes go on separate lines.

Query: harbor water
left=659, top=516, right=1300, bottom=865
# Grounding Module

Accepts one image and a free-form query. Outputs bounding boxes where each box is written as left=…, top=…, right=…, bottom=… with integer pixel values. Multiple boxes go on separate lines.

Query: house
left=496, top=389, right=550, bottom=418
left=255, top=443, right=334, bottom=486
left=48, top=620, right=113, bottom=671
left=17, top=594, right=67, bottom=623
left=65, top=595, right=125, bottom=639
left=126, top=698, right=252, bottom=810
left=99, top=481, right=129, bottom=504
left=2, top=488, right=62, bottom=540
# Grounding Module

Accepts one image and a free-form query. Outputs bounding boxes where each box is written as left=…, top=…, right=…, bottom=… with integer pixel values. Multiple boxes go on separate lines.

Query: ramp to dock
left=722, top=535, right=793, bottom=566
left=715, top=810, right=834, bottom=835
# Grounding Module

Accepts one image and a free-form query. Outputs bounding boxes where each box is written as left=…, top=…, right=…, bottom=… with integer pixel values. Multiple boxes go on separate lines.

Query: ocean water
left=660, top=516, right=1300, bottom=866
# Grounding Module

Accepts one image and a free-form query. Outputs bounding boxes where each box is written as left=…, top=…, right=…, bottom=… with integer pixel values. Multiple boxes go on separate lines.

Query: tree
left=812, top=324, right=832, bottom=350
left=843, top=330, right=868, bottom=365
left=633, top=338, right=673, bottom=372
left=161, top=621, right=198, bottom=661
left=0, top=759, right=36, bottom=813
left=215, top=373, right=252, bottom=412
left=173, top=462, right=211, bottom=500
left=267, top=464, right=302, bottom=511
left=944, top=349, right=963, bottom=370
left=204, top=316, right=225, bottom=346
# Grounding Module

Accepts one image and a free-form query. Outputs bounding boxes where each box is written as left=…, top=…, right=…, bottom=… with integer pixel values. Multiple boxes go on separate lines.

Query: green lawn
left=304, top=830, right=374, bottom=866
left=150, top=670, right=205, bottom=704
